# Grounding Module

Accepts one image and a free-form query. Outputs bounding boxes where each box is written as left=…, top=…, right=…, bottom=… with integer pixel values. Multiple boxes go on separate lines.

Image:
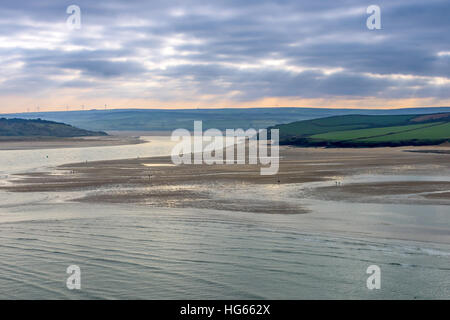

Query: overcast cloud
left=0, top=0, right=449, bottom=110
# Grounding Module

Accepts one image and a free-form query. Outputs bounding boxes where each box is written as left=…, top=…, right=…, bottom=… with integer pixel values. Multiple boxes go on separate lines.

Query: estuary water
left=0, top=136, right=177, bottom=174
left=0, top=137, right=449, bottom=299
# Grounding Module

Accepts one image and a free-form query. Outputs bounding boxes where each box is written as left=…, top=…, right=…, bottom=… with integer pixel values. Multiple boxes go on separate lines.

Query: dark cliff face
left=0, top=118, right=107, bottom=137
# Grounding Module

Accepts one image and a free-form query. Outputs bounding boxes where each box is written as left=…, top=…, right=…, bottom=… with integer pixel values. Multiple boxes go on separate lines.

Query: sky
left=0, top=0, right=449, bottom=113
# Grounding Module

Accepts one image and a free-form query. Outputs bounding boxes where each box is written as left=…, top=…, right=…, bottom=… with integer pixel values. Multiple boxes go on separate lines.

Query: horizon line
left=3, top=105, right=450, bottom=114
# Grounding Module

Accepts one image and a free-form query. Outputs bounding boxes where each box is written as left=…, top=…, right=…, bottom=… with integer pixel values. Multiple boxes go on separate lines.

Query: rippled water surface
left=1, top=203, right=449, bottom=299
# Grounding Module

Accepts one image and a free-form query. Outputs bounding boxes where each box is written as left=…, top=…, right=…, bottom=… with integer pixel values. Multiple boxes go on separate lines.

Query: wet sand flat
left=2, top=145, right=449, bottom=213
left=313, top=181, right=450, bottom=205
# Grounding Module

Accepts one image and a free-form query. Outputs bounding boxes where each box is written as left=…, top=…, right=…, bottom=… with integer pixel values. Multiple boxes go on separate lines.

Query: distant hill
left=0, top=118, right=107, bottom=138
left=270, top=113, right=450, bottom=147
left=1, top=107, right=450, bottom=132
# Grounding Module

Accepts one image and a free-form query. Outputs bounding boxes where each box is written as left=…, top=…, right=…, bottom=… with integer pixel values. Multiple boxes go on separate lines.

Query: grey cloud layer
left=0, top=0, right=449, bottom=101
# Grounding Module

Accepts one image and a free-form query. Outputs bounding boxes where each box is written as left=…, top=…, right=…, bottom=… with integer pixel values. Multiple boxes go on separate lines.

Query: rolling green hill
left=2, top=107, right=449, bottom=132
left=271, top=113, right=450, bottom=147
left=0, top=118, right=107, bottom=138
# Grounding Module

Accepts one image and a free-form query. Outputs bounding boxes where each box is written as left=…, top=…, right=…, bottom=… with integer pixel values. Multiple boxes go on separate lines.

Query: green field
left=360, top=122, right=450, bottom=142
left=271, top=114, right=416, bottom=137
left=273, top=112, right=450, bottom=147
left=310, top=122, right=444, bottom=141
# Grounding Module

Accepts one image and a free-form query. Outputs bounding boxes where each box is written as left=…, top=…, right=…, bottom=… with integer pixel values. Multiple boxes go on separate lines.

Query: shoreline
left=0, top=135, right=145, bottom=150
